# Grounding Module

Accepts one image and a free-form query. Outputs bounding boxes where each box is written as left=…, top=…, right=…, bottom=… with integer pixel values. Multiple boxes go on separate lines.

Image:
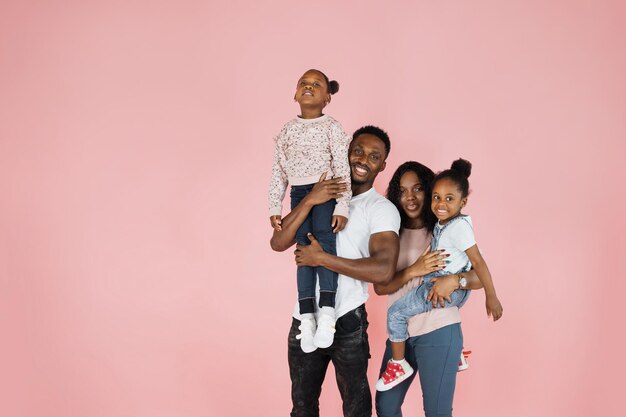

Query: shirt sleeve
left=448, top=217, right=476, bottom=252
left=369, top=199, right=401, bottom=235
left=268, top=126, right=289, bottom=217
left=328, top=121, right=352, bottom=218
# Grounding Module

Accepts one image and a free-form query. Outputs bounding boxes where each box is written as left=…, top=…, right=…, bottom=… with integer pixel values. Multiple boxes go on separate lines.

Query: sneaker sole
left=300, top=336, right=317, bottom=353
left=375, top=367, right=414, bottom=392
left=301, top=345, right=317, bottom=353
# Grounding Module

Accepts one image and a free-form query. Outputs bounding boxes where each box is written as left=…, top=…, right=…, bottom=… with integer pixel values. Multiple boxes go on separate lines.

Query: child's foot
left=296, top=314, right=317, bottom=353
left=458, top=350, right=472, bottom=371
left=376, top=358, right=414, bottom=391
left=313, top=307, right=336, bottom=349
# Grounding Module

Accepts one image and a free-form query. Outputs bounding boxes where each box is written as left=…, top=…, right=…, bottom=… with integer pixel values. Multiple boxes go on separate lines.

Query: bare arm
left=427, top=269, right=482, bottom=299
left=465, top=245, right=495, bottom=295
left=425, top=269, right=484, bottom=308
left=269, top=194, right=315, bottom=252
left=295, top=231, right=399, bottom=285
left=269, top=174, right=348, bottom=252
left=373, top=246, right=448, bottom=295
left=466, top=245, right=503, bottom=320
left=373, top=263, right=416, bottom=295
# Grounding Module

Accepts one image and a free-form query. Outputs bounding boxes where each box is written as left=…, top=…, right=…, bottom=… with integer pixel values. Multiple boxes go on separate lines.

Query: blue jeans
left=288, top=304, right=372, bottom=417
left=290, top=183, right=338, bottom=314
left=387, top=273, right=469, bottom=342
left=375, top=324, right=463, bottom=417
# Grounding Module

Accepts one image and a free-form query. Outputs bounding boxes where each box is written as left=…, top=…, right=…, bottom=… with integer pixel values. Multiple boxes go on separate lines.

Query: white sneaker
left=296, top=315, right=317, bottom=353
left=313, top=307, right=336, bottom=348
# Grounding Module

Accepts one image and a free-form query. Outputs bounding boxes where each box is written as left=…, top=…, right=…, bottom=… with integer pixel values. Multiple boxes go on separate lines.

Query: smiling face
left=431, top=178, right=467, bottom=224
left=294, top=70, right=330, bottom=117
left=349, top=133, right=387, bottom=194
left=399, top=171, right=426, bottom=228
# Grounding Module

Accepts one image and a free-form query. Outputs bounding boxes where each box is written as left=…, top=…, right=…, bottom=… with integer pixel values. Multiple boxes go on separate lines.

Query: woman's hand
left=409, top=245, right=448, bottom=277
left=426, top=275, right=459, bottom=308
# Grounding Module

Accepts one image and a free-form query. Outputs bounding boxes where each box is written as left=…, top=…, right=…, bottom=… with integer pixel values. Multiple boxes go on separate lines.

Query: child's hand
left=486, top=295, right=503, bottom=321
left=270, top=215, right=282, bottom=231
left=331, top=215, right=347, bottom=233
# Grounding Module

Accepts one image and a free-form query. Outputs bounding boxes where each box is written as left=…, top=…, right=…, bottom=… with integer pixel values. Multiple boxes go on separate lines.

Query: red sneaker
left=458, top=350, right=472, bottom=372
left=376, top=360, right=414, bottom=391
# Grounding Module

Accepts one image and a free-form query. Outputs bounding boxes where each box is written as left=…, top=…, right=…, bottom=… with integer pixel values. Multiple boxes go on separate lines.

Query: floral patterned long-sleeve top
left=268, top=114, right=351, bottom=218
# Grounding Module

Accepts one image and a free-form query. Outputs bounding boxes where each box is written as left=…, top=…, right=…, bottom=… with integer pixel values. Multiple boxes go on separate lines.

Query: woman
left=374, top=161, right=484, bottom=417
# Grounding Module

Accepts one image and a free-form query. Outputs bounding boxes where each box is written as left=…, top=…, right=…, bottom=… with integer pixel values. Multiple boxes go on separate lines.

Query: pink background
left=1, top=1, right=624, bottom=416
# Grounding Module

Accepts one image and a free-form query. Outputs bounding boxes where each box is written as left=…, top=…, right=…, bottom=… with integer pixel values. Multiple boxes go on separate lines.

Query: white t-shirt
left=292, top=187, right=401, bottom=319
left=435, top=215, right=476, bottom=274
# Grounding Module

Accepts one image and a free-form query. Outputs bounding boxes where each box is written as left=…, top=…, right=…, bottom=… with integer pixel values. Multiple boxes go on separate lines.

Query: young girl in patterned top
left=269, top=69, right=351, bottom=353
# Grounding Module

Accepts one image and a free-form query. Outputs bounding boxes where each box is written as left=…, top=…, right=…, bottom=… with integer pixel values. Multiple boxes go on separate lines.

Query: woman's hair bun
left=328, top=80, right=339, bottom=95
left=450, top=158, right=472, bottom=178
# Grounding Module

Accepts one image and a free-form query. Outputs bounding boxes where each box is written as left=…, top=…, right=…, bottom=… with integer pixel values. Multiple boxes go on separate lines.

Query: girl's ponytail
left=450, top=158, right=472, bottom=178
left=328, top=80, right=339, bottom=95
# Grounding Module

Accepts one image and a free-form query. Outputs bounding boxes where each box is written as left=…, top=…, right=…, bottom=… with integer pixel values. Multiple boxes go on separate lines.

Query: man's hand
left=305, top=172, right=348, bottom=207
left=270, top=215, right=282, bottom=231
left=332, top=215, right=347, bottom=233
left=426, top=275, right=458, bottom=308
left=294, top=233, right=325, bottom=267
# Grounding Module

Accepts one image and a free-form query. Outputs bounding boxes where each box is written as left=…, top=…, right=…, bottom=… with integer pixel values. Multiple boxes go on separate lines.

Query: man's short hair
left=351, top=125, right=391, bottom=159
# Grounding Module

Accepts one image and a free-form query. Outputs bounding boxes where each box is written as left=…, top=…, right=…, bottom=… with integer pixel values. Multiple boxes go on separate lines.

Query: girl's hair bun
left=328, top=80, right=339, bottom=95
left=450, top=158, right=472, bottom=178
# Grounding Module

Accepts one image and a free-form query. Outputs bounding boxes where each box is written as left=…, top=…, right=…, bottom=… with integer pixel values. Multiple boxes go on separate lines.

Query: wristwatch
left=457, top=273, right=467, bottom=289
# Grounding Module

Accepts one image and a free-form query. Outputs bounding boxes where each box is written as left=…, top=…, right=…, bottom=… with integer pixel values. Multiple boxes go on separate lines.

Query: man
left=270, top=125, right=400, bottom=417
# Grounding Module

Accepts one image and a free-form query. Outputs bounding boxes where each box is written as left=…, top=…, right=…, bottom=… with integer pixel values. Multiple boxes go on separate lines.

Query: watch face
left=460, top=278, right=467, bottom=288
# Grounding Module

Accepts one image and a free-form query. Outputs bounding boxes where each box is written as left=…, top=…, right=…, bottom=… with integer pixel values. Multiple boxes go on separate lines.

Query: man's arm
left=294, top=231, right=399, bottom=285
left=270, top=174, right=348, bottom=252
left=372, top=263, right=415, bottom=295
left=373, top=246, right=448, bottom=295
left=269, top=195, right=314, bottom=252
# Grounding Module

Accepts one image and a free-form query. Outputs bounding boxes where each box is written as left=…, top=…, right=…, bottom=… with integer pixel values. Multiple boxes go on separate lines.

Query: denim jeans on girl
left=387, top=216, right=472, bottom=342
left=290, top=183, right=338, bottom=314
